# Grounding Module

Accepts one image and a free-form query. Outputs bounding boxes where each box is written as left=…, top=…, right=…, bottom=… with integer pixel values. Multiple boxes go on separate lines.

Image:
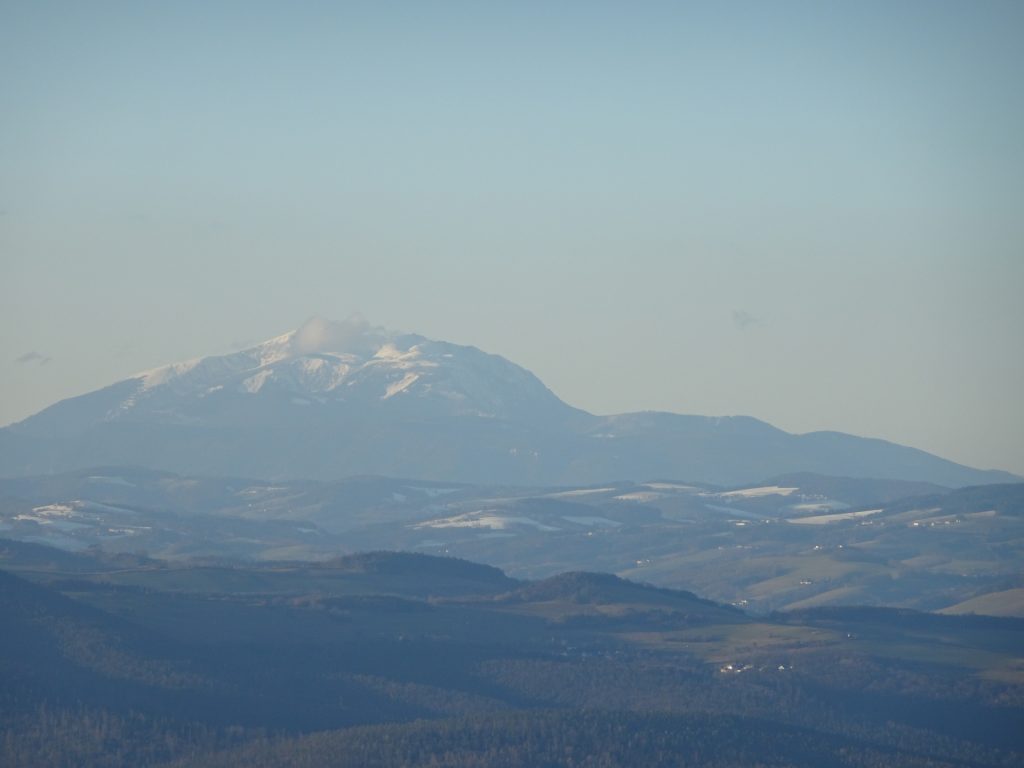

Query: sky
left=1, top=1, right=1022, bottom=475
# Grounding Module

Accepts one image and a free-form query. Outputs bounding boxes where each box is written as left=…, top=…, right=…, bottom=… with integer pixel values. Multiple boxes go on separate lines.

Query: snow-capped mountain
left=97, top=315, right=584, bottom=428
left=0, top=316, right=1017, bottom=487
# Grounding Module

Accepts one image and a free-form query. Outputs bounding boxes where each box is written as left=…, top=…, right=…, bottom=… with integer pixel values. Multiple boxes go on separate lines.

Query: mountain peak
left=134, top=314, right=401, bottom=391
left=81, top=314, right=581, bottom=438
left=2, top=319, right=1014, bottom=488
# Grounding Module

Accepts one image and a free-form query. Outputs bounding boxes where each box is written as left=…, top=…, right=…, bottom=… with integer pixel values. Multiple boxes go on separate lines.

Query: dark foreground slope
left=174, top=711, right=1004, bottom=768
left=2, top=548, right=1022, bottom=768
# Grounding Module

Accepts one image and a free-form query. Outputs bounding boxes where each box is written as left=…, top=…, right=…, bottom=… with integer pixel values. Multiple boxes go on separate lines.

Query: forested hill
left=2, top=548, right=1023, bottom=767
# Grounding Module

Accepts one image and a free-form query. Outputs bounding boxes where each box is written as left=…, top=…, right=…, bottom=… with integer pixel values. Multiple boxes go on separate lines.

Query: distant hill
left=328, top=551, right=515, bottom=584
left=2, top=470, right=1022, bottom=616
left=1, top=316, right=1016, bottom=488
left=500, top=570, right=722, bottom=610
left=763, top=472, right=950, bottom=506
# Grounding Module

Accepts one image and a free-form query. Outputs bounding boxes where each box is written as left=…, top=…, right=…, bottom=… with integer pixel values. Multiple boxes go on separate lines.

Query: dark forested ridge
left=170, top=711, right=1020, bottom=768
left=2, top=546, right=1022, bottom=767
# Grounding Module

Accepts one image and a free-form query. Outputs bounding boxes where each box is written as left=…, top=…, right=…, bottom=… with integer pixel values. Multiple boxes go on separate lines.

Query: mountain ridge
left=1, top=316, right=1017, bottom=487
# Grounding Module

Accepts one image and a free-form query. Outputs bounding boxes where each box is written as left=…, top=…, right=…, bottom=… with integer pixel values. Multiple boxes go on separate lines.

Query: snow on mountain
left=103, top=315, right=581, bottom=426
left=0, top=315, right=1018, bottom=487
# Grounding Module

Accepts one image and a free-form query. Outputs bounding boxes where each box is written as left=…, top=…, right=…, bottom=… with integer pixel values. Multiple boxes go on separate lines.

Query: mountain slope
left=0, top=316, right=1015, bottom=487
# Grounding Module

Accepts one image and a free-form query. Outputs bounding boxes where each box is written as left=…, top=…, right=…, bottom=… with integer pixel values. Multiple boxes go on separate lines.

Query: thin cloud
left=732, top=310, right=758, bottom=330
left=15, top=351, right=51, bottom=365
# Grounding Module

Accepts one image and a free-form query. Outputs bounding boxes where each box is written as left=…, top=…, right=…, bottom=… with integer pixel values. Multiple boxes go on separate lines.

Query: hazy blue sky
left=2, top=1, right=1023, bottom=475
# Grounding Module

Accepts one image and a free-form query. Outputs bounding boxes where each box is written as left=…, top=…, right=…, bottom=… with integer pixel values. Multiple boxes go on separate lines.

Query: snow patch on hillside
left=241, top=369, right=273, bottom=393
left=138, top=358, right=204, bottom=389
left=717, top=486, right=799, bottom=498
left=383, top=372, right=420, bottom=399
left=413, top=512, right=560, bottom=531
left=545, top=488, right=616, bottom=499
left=615, top=491, right=665, bottom=503
left=787, top=508, right=882, bottom=525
